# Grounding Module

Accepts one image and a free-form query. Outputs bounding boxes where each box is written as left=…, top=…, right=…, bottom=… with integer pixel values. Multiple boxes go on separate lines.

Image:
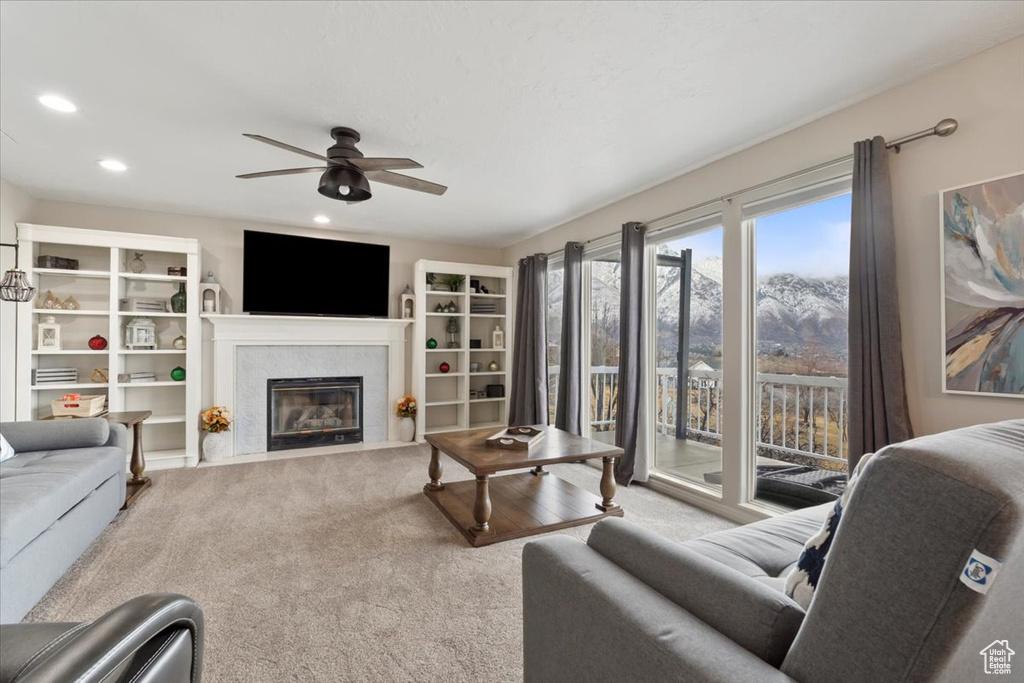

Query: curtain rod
left=560, top=117, right=958, bottom=250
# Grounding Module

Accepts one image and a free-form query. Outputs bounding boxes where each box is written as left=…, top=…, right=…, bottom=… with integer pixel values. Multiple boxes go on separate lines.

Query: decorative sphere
left=170, top=366, right=186, bottom=382
left=426, top=338, right=438, bottom=349
left=172, top=335, right=187, bottom=350
left=439, top=362, right=450, bottom=374
left=88, top=335, right=108, bottom=350
left=488, top=360, right=500, bottom=372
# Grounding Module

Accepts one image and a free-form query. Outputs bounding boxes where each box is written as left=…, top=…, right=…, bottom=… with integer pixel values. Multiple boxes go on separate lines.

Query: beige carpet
left=27, top=445, right=734, bottom=682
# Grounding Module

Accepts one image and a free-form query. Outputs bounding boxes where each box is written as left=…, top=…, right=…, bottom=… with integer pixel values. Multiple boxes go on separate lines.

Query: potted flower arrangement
left=396, top=395, right=417, bottom=442
left=200, top=405, right=232, bottom=462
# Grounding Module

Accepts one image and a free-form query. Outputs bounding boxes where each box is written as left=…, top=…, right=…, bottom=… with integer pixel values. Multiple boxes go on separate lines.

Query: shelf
left=146, top=449, right=187, bottom=463
left=470, top=348, right=506, bottom=353
left=31, top=382, right=108, bottom=391
left=34, top=268, right=110, bottom=279
left=426, top=291, right=467, bottom=297
left=117, top=311, right=186, bottom=318
left=31, top=349, right=108, bottom=355
left=470, top=397, right=506, bottom=403
left=122, top=381, right=187, bottom=388
left=119, top=273, right=187, bottom=282
left=147, top=414, right=187, bottom=425
left=470, top=371, right=506, bottom=377
left=469, top=293, right=506, bottom=299
left=468, top=420, right=506, bottom=431
left=426, top=312, right=465, bottom=317
left=120, top=349, right=185, bottom=355
left=427, top=348, right=464, bottom=352
left=426, top=372, right=465, bottom=377
left=468, top=314, right=504, bottom=318
left=424, top=424, right=467, bottom=435
left=33, top=309, right=109, bottom=316
left=425, top=400, right=465, bottom=407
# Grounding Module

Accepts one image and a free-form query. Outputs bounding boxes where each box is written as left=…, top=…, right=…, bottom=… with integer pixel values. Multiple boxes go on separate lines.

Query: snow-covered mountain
left=554, top=256, right=848, bottom=356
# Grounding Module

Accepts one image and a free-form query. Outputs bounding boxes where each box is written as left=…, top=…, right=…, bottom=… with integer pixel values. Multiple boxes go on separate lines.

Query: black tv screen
left=243, top=231, right=390, bottom=317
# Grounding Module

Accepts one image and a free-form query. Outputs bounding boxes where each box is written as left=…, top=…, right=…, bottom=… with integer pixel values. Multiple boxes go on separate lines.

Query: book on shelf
left=33, top=367, right=79, bottom=384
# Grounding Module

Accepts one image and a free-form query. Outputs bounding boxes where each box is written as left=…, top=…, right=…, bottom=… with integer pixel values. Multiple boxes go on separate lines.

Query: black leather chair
left=0, top=593, right=203, bottom=683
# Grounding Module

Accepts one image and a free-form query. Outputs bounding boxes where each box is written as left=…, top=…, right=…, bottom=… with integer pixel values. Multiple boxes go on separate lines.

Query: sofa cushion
left=0, top=419, right=110, bottom=454
left=588, top=517, right=806, bottom=666
left=683, top=503, right=831, bottom=589
left=0, top=446, right=124, bottom=567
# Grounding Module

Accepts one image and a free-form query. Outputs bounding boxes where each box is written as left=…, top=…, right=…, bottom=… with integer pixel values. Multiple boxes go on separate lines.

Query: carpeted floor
left=27, top=445, right=734, bottom=682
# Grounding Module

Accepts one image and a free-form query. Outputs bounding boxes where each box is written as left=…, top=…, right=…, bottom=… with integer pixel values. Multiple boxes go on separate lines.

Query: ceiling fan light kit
left=238, top=126, right=447, bottom=203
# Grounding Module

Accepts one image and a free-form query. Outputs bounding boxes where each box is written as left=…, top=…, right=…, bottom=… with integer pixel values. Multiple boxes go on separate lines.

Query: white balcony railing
left=547, top=366, right=848, bottom=465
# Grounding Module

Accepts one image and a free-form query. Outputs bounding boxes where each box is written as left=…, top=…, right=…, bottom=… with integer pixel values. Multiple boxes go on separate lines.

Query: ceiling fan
left=237, top=126, right=447, bottom=203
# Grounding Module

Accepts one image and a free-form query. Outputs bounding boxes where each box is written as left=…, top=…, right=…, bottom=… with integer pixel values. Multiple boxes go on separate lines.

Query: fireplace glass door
left=267, top=377, right=363, bottom=450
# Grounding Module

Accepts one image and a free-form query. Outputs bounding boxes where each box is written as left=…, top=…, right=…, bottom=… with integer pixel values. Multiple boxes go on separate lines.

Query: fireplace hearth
left=267, top=376, right=363, bottom=451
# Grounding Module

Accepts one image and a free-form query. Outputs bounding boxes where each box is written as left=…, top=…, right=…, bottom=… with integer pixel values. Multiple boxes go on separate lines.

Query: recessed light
left=38, top=94, right=77, bottom=113
left=98, top=159, right=128, bottom=172
left=313, top=215, right=330, bottom=224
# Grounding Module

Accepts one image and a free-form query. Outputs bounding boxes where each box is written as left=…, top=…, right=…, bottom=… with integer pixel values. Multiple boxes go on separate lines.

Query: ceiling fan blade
left=242, top=134, right=331, bottom=163
left=365, top=170, right=447, bottom=196
left=236, top=167, right=327, bottom=179
left=348, top=157, right=424, bottom=172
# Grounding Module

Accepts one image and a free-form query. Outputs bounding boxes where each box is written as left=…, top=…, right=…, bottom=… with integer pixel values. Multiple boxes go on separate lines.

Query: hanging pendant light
left=317, top=164, right=372, bottom=203
left=0, top=243, right=36, bottom=302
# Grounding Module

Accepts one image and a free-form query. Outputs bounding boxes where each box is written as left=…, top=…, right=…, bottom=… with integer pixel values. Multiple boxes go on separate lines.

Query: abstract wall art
left=940, top=172, right=1024, bottom=397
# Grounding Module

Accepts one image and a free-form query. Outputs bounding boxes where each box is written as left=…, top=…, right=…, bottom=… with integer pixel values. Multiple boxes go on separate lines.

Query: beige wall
left=504, top=36, right=1024, bottom=437
left=0, top=180, right=37, bottom=421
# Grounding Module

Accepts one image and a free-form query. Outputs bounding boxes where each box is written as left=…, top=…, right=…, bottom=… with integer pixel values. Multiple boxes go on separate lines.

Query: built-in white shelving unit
left=412, top=259, right=513, bottom=440
left=15, top=224, right=202, bottom=469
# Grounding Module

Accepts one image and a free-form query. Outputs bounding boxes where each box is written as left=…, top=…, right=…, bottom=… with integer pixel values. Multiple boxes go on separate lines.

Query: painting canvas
left=941, top=172, right=1024, bottom=397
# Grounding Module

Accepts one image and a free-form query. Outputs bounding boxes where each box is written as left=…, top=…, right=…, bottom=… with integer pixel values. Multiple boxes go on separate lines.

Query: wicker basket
left=51, top=394, right=106, bottom=418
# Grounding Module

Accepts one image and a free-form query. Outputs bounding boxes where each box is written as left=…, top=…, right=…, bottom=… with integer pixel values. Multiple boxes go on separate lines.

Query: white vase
left=202, top=431, right=229, bottom=462
left=398, top=417, right=416, bottom=442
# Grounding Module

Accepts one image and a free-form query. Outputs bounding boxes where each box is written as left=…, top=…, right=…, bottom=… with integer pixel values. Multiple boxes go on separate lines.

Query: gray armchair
left=523, top=420, right=1024, bottom=683
left=0, top=593, right=203, bottom=683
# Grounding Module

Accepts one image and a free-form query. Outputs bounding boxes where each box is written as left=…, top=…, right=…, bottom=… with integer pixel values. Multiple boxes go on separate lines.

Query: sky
left=664, top=193, right=852, bottom=278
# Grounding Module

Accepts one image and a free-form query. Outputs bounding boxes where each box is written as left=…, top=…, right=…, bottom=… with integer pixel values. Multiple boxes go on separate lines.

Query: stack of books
left=471, top=302, right=497, bottom=314
left=123, top=371, right=157, bottom=383
left=33, top=367, right=78, bottom=385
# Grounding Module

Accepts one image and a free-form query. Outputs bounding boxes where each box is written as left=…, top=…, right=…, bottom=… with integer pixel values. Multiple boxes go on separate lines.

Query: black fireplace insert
left=267, top=376, right=363, bottom=451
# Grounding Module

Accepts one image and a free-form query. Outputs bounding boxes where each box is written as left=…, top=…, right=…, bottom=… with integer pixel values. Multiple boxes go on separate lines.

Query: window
left=546, top=264, right=563, bottom=425
left=651, top=225, right=724, bottom=490
left=749, top=190, right=851, bottom=509
left=588, top=247, right=621, bottom=444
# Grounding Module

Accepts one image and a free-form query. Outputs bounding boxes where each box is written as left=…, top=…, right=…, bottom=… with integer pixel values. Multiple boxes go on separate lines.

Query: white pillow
left=0, top=434, right=15, bottom=462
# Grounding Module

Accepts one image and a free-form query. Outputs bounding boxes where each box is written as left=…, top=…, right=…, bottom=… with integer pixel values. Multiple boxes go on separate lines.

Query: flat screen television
left=243, top=230, right=390, bottom=317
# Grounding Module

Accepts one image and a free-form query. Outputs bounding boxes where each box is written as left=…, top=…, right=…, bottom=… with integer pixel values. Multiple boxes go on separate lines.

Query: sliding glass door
left=651, top=225, right=724, bottom=490
left=546, top=263, right=563, bottom=425
left=749, top=189, right=852, bottom=508
left=587, top=246, right=621, bottom=445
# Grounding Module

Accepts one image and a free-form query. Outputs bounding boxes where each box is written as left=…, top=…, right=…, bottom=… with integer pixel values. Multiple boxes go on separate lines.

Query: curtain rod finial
left=934, top=118, right=958, bottom=137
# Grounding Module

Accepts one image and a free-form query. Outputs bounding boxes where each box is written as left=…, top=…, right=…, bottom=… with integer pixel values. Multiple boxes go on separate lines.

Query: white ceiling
left=1, top=2, right=1021, bottom=247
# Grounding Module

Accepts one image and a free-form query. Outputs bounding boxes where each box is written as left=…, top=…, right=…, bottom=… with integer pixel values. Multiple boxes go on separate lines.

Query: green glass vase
left=170, top=366, right=186, bottom=382
left=170, top=283, right=187, bottom=313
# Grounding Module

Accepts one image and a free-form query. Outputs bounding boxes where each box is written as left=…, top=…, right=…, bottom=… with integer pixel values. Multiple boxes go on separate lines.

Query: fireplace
left=267, top=376, right=363, bottom=451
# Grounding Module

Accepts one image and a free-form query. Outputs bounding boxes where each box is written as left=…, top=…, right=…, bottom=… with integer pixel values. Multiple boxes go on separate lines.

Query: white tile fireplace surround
left=202, top=314, right=411, bottom=459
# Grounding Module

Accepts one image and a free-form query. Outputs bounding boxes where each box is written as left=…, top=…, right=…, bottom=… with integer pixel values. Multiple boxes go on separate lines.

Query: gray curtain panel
left=555, top=243, right=584, bottom=435
left=509, top=254, right=549, bottom=427
left=614, top=222, right=646, bottom=485
left=848, top=136, right=913, bottom=471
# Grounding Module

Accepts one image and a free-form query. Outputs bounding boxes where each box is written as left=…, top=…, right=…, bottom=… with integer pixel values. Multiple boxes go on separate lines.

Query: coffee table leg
left=128, top=422, right=149, bottom=486
left=530, top=465, right=549, bottom=476
left=471, top=475, right=491, bottom=534
left=425, top=445, right=445, bottom=492
left=596, top=456, right=619, bottom=512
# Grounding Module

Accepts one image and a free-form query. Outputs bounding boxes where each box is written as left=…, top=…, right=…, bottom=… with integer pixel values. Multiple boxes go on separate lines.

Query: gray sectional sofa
left=0, top=418, right=126, bottom=623
left=523, top=420, right=1024, bottom=683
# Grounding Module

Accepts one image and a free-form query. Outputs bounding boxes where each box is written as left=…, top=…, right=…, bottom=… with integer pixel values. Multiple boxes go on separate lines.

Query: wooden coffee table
left=423, top=425, right=624, bottom=547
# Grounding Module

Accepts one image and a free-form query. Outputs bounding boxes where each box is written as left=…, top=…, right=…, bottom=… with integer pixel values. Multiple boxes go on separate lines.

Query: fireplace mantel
left=202, top=314, right=412, bottom=459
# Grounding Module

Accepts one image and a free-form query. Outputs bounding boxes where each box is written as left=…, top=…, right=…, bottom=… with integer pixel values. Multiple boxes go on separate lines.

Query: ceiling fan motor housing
left=319, top=127, right=371, bottom=202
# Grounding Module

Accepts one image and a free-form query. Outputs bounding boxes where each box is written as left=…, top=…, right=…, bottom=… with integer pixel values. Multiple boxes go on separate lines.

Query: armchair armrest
left=0, top=419, right=111, bottom=453
left=103, top=423, right=128, bottom=454
left=2, top=593, right=203, bottom=683
left=588, top=517, right=805, bottom=666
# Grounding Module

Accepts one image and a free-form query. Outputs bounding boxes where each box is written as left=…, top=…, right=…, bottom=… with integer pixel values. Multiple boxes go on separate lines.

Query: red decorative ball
left=439, top=362, right=451, bottom=374
left=88, top=335, right=108, bottom=350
